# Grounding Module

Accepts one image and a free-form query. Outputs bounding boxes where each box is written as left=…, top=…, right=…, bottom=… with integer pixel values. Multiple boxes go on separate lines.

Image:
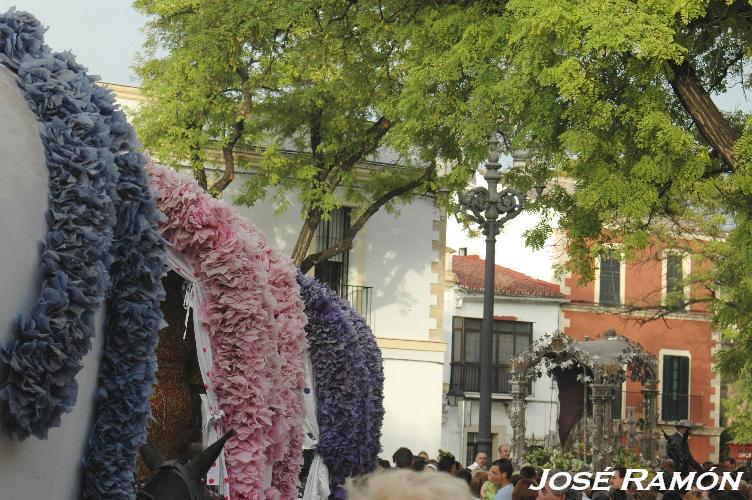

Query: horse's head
left=137, top=430, right=235, bottom=500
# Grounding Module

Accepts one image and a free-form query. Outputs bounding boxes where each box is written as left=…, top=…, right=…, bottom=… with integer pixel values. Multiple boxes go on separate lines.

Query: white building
left=441, top=254, right=565, bottom=465
left=108, top=83, right=449, bottom=462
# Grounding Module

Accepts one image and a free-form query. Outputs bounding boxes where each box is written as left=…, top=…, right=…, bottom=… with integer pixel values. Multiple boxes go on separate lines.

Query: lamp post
left=455, top=135, right=526, bottom=458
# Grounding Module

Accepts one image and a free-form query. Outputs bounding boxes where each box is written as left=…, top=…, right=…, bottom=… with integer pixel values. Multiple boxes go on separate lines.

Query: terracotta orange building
left=560, top=243, right=722, bottom=462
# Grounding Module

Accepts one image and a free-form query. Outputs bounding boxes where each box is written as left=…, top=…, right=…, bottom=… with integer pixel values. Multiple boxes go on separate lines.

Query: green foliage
left=437, top=449, right=455, bottom=462
left=612, top=447, right=652, bottom=472
left=399, top=0, right=752, bottom=439
left=134, top=0, right=752, bottom=433
left=440, top=0, right=752, bottom=438
left=524, top=447, right=590, bottom=472
left=133, top=1, right=484, bottom=254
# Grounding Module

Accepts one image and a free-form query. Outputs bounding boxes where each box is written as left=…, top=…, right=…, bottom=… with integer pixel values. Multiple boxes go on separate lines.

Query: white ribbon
left=182, top=281, right=193, bottom=340
left=166, top=246, right=231, bottom=499
left=301, top=354, right=330, bottom=500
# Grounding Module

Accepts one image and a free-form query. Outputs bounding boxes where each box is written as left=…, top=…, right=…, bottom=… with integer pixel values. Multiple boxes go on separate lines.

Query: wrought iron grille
left=312, top=208, right=374, bottom=330
left=331, top=283, right=374, bottom=331
left=314, top=207, right=350, bottom=291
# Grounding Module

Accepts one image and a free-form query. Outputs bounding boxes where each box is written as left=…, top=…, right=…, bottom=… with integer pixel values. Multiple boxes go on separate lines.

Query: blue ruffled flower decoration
left=0, top=8, right=118, bottom=440
left=80, top=152, right=166, bottom=496
left=0, top=9, right=166, bottom=499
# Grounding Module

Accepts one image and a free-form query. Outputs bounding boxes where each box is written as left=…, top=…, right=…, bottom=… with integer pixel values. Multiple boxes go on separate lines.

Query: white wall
left=225, top=173, right=438, bottom=342
left=380, top=348, right=445, bottom=461
left=365, top=202, right=437, bottom=341
left=0, top=65, right=103, bottom=500
left=440, top=284, right=563, bottom=462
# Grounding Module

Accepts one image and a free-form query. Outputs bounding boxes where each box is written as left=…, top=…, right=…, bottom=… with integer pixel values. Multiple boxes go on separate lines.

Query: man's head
left=536, top=473, right=566, bottom=500
left=499, top=443, right=511, bottom=459
left=610, top=467, right=627, bottom=490
left=488, top=459, right=513, bottom=487
left=676, top=419, right=694, bottom=436
left=475, top=451, right=488, bottom=468
left=724, top=457, right=736, bottom=469
left=438, top=454, right=456, bottom=473
left=418, top=451, right=429, bottom=461
left=411, top=457, right=427, bottom=472
left=392, top=447, right=414, bottom=468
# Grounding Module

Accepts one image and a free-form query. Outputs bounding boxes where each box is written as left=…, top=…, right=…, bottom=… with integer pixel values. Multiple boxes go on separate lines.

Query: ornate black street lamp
left=455, top=135, right=526, bottom=458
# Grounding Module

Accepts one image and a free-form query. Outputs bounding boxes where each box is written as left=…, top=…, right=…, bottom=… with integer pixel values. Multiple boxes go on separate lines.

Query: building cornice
left=562, top=303, right=712, bottom=322
left=458, top=290, right=568, bottom=305
left=100, top=82, right=143, bottom=103
left=376, top=337, right=446, bottom=352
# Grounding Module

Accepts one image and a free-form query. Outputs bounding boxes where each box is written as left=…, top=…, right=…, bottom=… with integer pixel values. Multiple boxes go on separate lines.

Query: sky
left=7, top=1, right=147, bottom=85
left=6, top=1, right=752, bottom=111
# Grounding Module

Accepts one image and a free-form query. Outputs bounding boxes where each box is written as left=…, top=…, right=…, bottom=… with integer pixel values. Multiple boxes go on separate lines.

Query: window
left=450, top=317, right=532, bottom=394
left=314, top=207, right=351, bottom=293
left=666, top=254, right=683, bottom=296
left=599, top=249, right=621, bottom=306
left=664, top=252, right=689, bottom=309
left=661, top=355, right=689, bottom=421
left=458, top=247, right=468, bottom=256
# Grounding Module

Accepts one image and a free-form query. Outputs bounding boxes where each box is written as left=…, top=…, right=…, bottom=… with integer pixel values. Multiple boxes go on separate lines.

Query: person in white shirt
left=468, top=452, right=488, bottom=471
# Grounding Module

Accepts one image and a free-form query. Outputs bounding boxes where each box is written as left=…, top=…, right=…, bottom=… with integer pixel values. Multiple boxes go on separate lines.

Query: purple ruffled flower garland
left=0, top=9, right=166, bottom=498
left=344, top=306, right=384, bottom=473
left=297, top=274, right=384, bottom=496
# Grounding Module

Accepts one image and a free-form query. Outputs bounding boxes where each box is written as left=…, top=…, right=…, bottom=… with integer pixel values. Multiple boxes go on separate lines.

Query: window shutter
left=661, top=355, right=689, bottom=421
left=678, top=356, right=689, bottom=396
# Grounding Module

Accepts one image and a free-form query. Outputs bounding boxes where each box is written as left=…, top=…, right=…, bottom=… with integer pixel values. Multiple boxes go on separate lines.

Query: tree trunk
left=194, top=166, right=208, bottom=190
left=667, top=60, right=740, bottom=169
left=291, top=208, right=323, bottom=268
left=209, top=120, right=245, bottom=195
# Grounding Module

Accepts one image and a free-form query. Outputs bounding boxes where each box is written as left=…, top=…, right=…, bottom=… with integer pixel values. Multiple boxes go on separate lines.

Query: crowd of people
left=342, top=442, right=752, bottom=500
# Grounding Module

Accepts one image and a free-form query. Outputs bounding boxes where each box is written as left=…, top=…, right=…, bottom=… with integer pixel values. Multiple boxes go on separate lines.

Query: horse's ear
left=140, top=441, right=165, bottom=471
left=191, top=429, right=236, bottom=477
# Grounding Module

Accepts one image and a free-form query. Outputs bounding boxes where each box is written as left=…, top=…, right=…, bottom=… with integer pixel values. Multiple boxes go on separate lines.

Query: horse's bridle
left=136, top=460, right=205, bottom=500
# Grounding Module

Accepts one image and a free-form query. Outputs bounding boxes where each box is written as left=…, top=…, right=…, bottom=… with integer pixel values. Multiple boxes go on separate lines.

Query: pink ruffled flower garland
left=146, top=162, right=307, bottom=499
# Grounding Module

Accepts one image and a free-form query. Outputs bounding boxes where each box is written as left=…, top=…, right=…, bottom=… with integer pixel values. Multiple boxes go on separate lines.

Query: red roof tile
left=452, top=255, right=564, bottom=299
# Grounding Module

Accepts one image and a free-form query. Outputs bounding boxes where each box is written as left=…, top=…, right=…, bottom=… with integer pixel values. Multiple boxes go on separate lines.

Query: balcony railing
left=606, top=390, right=706, bottom=424
left=449, top=362, right=514, bottom=394
left=331, top=284, right=374, bottom=332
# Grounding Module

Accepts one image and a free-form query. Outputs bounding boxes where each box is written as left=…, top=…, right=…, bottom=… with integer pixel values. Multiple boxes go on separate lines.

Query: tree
left=132, top=0, right=489, bottom=272
left=134, top=0, right=752, bottom=436
left=444, top=0, right=752, bottom=437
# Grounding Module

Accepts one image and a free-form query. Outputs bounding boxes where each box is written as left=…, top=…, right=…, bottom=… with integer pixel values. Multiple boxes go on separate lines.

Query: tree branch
left=666, top=59, right=741, bottom=169
left=336, top=116, right=392, bottom=173
left=620, top=296, right=715, bottom=324
left=299, top=161, right=437, bottom=273
left=707, top=48, right=746, bottom=92
left=209, top=119, right=245, bottom=194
